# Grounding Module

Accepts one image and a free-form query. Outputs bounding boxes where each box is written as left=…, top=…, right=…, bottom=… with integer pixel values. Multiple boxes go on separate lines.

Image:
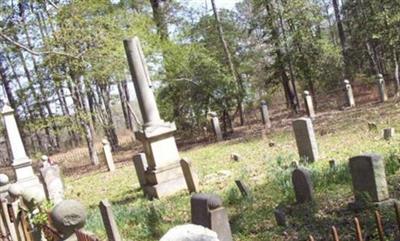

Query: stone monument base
left=13, top=159, right=45, bottom=196
left=144, top=162, right=187, bottom=199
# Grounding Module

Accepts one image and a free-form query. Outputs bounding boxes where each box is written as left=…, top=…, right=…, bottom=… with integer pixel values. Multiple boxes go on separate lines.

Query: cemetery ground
left=63, top=99, right=400, bottom=241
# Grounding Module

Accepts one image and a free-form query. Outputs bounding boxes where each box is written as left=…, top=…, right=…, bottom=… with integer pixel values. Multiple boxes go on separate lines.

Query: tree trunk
left=117, top=81, right=133, bottom=130
left=332, top=0, right=350, bottom=79
left=211, top=0, right=245, bottom=126
left=149, top=0, right=169, bottom=41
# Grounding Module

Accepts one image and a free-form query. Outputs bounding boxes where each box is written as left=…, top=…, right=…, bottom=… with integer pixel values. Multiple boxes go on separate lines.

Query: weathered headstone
left=235, top=180, right=250, bottom=197
left=303, top=91, right=315, bottom=119
left=180, top=158, right=199, bottom=193
left=377, top=74, right=388, bottom=102
left=124, top=37, right=187, bottom=199
left=1, top=105, right=44, bottom=195
left=191, top=193, right=232, bottom=241
left=292, top=168, right=314, bottom=204
left=210, top=112, right=223, bottom=142
left=102, top=139, right=116, bottom=172
left=160, top=224, right=219, bottom=241
left=329, top=159, right=337, bottom=169
left=292, top=118, right=319, bottom=162
left=132, top=153, right=147, bottom=190
left=50, top=200, right=87, bottom=241
left=343, top=79, right=355, bottom=107
left=274, top=208, right=286, bottom=226
left=40, top=164, right=64, bottom=205
left=349, top=154, right=389, bottom=203
left=260, top=101, right=271, bottom=128
left=383, top=128, right=395, bottom=140
left=99, top=200, right=121, bottom=241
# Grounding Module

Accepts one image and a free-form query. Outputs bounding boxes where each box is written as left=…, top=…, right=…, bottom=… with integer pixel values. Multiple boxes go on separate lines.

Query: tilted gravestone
left=210, top=113, right=223, bottom=142
left=292, top=118, right=319, bottom=162
left=102, top=139, right=116, bottom=172
left=292, top=168, right=314, bottom=204
left=235, top=180, right=250, bottom=198
left=343, top=80, right=355, bottom=107
left=260, top=101, right=271, bottom=128
left=191, top=193, right=232, bottom=241
left=132, top=153, right=147, bottom=190
left=99, top=200, right=121, bottom=241
left=377, top=74, right=388, bottom=102
left=303, top=91, right=315, bottom=119
left=40, top=164, right=64, bottom=205
left=383, top=128, right=395, bottom=140
left=180, top=158, right=199, bottom=193
left=349, top=154, right=389, bottom=203
left=124, top=37, right=187, bottom=198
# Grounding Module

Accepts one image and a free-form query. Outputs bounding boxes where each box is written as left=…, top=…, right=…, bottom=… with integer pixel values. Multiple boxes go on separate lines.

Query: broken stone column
left=343, top=79, right=355, bottom=107
left=292, top=118, right=319, bottom=162
left=102, top=139, right=115, bottom=172
left=210, top=112, right=223, bottom=142
left=303, top=91, right=315, bottom=119
left=191, top=193, right=232, bottom=241
left=349, top=154, right=389, bottom=204
left=377, top=74, right=388, bottom=102
left=260, top=101, right=271, bottom=128
left=124, top=37, right=187, bottom=199
left=1, top=105, right=44, bottom=195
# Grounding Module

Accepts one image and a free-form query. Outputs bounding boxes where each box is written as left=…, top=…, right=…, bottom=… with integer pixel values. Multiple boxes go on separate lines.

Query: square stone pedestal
left=136, top=123, right=187, bottom=199
left=13, top=158, right=45, bottom=196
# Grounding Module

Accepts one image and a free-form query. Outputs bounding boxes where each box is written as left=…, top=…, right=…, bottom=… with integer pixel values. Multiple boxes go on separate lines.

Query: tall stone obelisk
left=1, top=105, right=44, bottom=194
left=124, top=37, right=187, bottom=198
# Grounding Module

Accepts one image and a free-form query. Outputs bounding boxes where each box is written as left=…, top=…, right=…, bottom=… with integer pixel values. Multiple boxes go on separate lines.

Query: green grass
left=64, top=100, right=400, bottom=240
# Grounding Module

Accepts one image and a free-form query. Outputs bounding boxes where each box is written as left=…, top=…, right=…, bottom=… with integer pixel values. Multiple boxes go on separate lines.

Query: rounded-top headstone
left=102, top=139, right=109, bottom=145
left=160, top=224, right=220, bottom=241
left=209, top=112, right=218, bottom=118
left=41, top=155, right=49, bottom=162
left=192, top=193, right=222, bottom=210
left=377, top=73, right=383, bottom=78
left=303, top=90, right=310, bottom=95
left=0, top=174, right=9, bottom=186
left=344, top=79, right=350, bottom=84
left=50, top=200, right=87, bottom=236
left=8, top=183, right=23, bottom=197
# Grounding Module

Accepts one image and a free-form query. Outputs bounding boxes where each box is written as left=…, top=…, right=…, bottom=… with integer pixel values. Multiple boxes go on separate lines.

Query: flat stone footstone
left=160, top=224, right=219, bottom=241
left=292, top=168, right=314, bottom=204
left=349, top=154, right=389, bottom=204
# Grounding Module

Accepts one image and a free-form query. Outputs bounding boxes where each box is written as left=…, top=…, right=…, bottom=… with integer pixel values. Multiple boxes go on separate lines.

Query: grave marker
left=191, top=193, right=232, bottom=241
left=260, top=101, right=271, bottom=128
left=132, top=153, right=147, bottom=190
left=180, top=158, right=199, bottom=193
left=102, top=139, right=115, bottom=172
left=383, top=128, right=395, bottom=140
left=40, top=165, right=64, bottom=205
left=303, top=91, right=315, bottom=119
left=292, top=168, right=314, bottom=204
left=99, top=200, right=121, bottom=241
left=210, top=113, right=223, bottom=142
left=343, top=80, right=355, bottom=107
left=292, top=118, right=319, bottom=162
left=235, top=180, right=250, bottom=197
left=349, top=154, right=389, bottom=203
left=377, top=74, right=388, bottom=102
left=124, top=37, right=187, bottom=198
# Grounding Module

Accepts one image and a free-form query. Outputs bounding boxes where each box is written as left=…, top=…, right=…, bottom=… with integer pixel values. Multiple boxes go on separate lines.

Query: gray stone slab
left=303, top=91, right=315, bottom=119
left=292, top=118, right=319, bottom=162
left=180, top=158, right=199, bottom=193
left=260, top=101, right=271, bottom=128
left=133, top=153, right=147, bottom=189
left=344, top=80, right=355, bottom=107
left=40, top=165, right=64, bottom=205
left=377, top=74, right=388, bottom=102
left=383, top=128, right=395, bottom=140
left=292, top=168, right=314, bottom=204
left=349, top=153, right=389, bottom=203
left=99, top=200, right=121, bottom=241
left=211, top=117, right=223, bottom=142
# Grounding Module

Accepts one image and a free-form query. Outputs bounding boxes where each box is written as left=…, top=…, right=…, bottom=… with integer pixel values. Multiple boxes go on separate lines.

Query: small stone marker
left=230, top=153, right=240, bottom=162
left=274, top=208, right=286, bottom=226
left=234, top=180, right=250, bottom=197
left=180, top=158, right=199, bottom=193
left=329, top=159, right=336, bottom=169
left=210, top=113, right=223, bottom=142
left=292, top=118, right=319, bottom=162
left=102, top=139, right=115, bottom=172
left=343, top=79, right=355, bottom=107
left=377, top=74, right=388, bottom=102
left=99, top=200, right=122, bottom=241
left=383, top=128, right=395, bottom=140
left=303, top=91, right=315, bottom=119
left=40, top=164, right=64, bottom=205
left=191, top=193, right=232, bottom=241
left=260, top=101, right=272, bottom=128
left=132, top=153, right=148, bottom=189
left=160, top=224, right=219, bottom=241
left=349, top=154, right=389, bottom=203
left=292, top=168, right=314, bottom=204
